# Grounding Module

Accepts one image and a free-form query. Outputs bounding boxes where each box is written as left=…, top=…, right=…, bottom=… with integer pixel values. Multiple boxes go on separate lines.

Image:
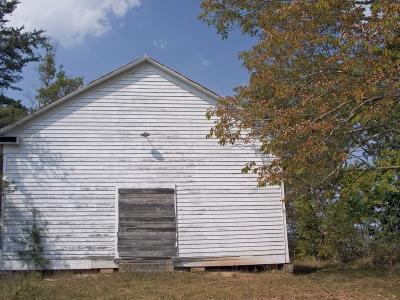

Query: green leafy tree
left=0, top=0, right=44, bottom=128
left=0, top=0, right=45, bottom=104
left=0, top=96, right=28, bottom=128
left=337, top=150, right=400, bottom=264
left=36, top=42, right=83, bottom=107
left=288, top=150, right=400, bottom=263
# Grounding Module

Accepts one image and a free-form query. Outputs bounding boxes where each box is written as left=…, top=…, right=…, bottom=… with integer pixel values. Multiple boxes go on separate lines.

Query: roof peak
left=0, top=56, right=220, bottom=136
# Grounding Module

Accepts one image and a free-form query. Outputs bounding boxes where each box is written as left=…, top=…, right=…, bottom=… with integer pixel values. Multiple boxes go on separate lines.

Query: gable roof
left=0, top=56, right=220, bottom=135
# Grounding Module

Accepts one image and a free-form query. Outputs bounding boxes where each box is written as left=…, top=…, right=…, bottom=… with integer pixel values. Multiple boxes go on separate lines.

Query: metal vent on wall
left=0, top=137, right=18, bottom=144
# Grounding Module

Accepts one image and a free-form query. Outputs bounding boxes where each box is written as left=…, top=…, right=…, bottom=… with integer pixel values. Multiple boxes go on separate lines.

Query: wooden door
left=117, top=188, right=177, bottom=259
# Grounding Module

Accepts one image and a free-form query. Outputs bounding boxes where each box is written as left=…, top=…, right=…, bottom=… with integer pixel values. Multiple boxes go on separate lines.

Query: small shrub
left=371, top=234, right=400, bottom=266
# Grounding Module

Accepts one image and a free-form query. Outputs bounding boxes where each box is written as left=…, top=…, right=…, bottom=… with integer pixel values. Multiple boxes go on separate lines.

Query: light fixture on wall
left=140, top=131, right=150, bottom=138
left=140, top=131, right=163, bottom=161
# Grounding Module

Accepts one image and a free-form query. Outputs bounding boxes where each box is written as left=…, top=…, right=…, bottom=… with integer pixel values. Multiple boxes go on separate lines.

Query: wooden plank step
left=118, top=259, right=174, bottom=272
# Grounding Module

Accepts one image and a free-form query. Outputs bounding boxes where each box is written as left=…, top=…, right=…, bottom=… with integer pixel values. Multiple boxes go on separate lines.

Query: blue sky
left=8, top=0, right=254, bottom=108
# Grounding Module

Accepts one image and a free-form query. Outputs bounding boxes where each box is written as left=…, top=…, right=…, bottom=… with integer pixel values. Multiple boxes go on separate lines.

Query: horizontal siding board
left=4, top=228, right=115, bottom=237
left=178, top=241, right=285, bottom=247
left=178, top=236, right=285, bottom=243
left=6, top=170, right=260, bottom=177
left=5, top=154, right=267, bottom=160
left=6, top=157, right=260, bottom=163
left=14, top=141, right=254, bottom=147
left=179, top=244, right=285, bottom=252
left=178, top=249, right=285, bottom=258
left=177, top=225, right=284, bottom=232
left=7, top=155, right=262, bottom=162
left=5, top=203, right=115, bottom=208
left=6, top=177, right=265, bottom=183
left=3, top=250, right=114, bottom=257
left=5, top=148, right=263, bottom=154
left=9, top=162, right=254, bottom=171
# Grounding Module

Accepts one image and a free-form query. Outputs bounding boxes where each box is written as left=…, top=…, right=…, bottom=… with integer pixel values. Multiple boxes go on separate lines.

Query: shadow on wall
left=141, top=132, right=164, bottom=162
left=151, top=149, right=164, bottom=161
left=1, top=141, right=63, bottom=270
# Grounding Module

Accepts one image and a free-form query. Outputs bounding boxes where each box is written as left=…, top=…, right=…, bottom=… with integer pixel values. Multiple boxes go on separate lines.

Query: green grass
left=0, top=263, right=399, bottom=300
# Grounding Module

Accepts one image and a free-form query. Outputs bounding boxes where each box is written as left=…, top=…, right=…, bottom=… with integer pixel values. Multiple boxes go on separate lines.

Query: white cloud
left=8, top=0, right=141, bottom=47
left=152, top=39, right=168, bottom=50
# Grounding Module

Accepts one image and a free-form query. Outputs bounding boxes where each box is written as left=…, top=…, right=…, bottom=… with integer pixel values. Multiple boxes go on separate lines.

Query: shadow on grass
left=293, top=259, right=400, bottom=278
left=294, top=264, right=321, bottom=274
left=292, top=260, right=342, bottom=275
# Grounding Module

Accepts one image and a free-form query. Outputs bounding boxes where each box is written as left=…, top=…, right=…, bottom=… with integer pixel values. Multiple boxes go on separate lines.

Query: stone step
left=118, top=259, right=174, bottom=272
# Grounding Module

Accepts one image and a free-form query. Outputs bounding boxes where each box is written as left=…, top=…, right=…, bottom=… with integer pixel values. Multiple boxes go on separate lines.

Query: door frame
left=114, top=183, right=177, bottom=260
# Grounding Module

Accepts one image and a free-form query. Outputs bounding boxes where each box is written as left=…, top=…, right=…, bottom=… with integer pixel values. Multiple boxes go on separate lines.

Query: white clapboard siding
left=1, top=61, right=288, bottom=270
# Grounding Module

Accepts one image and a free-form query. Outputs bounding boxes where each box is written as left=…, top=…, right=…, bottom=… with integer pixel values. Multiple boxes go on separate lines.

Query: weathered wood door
left=117, top=188, right=177, bottom=259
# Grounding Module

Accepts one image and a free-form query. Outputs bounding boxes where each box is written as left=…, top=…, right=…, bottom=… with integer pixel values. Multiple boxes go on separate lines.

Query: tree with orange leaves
left=201, top=0, right=400, bottom=262
left=200, top=0, right=399, bottom=203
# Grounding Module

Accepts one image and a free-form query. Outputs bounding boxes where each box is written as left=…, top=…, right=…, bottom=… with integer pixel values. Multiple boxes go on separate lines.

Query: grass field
left=0, top=262, right=399, bottom=300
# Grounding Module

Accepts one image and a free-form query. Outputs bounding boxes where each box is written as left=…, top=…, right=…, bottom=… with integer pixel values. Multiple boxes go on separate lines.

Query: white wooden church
left=0, top=56, right=289, bottom=270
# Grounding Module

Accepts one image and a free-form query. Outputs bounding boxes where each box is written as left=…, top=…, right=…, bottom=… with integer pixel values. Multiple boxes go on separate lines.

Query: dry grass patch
left=0, top=263, right=399, bottom=300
